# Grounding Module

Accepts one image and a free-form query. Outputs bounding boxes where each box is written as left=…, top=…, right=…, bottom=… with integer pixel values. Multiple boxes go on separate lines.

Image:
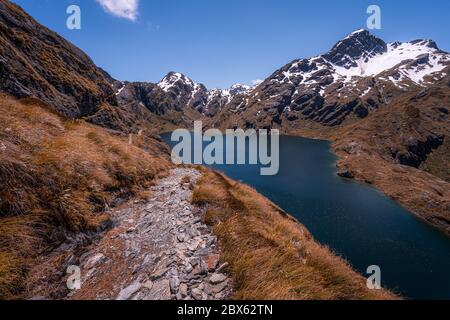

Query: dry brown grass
left=192, top=170, right=399, bottom=300
left=0, top=95, right=172, bottom=299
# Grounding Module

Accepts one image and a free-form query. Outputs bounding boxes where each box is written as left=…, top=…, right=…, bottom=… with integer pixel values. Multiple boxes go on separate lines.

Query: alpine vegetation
left=171, top=122, right=280, bottom=176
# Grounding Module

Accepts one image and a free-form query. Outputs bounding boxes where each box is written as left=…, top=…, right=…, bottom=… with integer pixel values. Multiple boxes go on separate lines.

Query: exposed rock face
left=213, top=29, right=450, bottom=130
left=396, top=134, right=444, bottom=168
left=116, top=82, right=174, bottom=115
left=204, top=84, right=252, bottom=116
left=157, top=72, right=209, bottom=112
left=0, top=0, right=117, bottom=119
left=115, top=72, right=253, bottom=120
left=322, top=29, right=387, bottom=68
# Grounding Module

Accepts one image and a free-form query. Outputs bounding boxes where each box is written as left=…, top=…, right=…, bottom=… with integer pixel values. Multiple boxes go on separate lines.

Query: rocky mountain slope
left=332, top=75, right=450, bottom=234
left=213, top=29, right=450, bottom=130
left=116, top=72, right=252, bottom=119
left=0, top=0, right=229, bottom=133
left=0, top=0, right=166, bottom=133
left=0, top=0, right=117, bottom=120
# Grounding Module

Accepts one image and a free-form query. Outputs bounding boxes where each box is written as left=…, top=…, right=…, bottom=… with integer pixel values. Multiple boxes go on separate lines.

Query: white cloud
left=96, top=0, right=139, bottom=21
left=252, top=79, right=264, bottom=86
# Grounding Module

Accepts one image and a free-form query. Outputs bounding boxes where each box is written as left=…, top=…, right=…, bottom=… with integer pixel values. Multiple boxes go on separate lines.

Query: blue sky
left=12, top=0, right=450, bottom=88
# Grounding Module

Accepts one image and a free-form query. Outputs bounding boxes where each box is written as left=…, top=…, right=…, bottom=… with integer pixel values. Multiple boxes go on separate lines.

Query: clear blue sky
left=12, top=0, right=450, bottom=88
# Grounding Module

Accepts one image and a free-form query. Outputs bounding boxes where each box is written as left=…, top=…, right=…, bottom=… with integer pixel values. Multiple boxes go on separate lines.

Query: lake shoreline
left=161, top=127, right=450, bottom=237
left=162, top=131, right=450, bottom=299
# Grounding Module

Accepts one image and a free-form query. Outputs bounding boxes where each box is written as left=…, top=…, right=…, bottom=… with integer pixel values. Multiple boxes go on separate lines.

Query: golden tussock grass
left=0, top=94, right=172, bottom=299
left=192, top=170, right=399, bottom=300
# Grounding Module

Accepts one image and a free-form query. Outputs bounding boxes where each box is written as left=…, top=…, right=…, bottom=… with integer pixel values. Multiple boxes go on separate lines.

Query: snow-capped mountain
left=114, top=72, right=253, bottom=123
left=215, top=29, right=450, bottom=128
left=156, top=72, right=253, bottom=116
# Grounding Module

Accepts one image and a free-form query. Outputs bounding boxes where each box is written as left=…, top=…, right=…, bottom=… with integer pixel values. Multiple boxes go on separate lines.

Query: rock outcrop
left=0, top=0, right=117, bottom=119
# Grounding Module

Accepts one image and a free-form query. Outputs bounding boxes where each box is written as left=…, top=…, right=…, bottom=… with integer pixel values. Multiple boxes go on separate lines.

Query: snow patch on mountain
left=155, top=72, right=255, bottom=115
left=332, top=40, right=449, bottom=83
left=274, top=31, right=450, bottom=97
left=158, top=72, right=185, bottom=91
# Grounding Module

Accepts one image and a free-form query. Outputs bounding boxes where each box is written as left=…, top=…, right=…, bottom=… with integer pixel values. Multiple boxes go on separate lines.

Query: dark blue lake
left=162, top=133, right=450, bottom=300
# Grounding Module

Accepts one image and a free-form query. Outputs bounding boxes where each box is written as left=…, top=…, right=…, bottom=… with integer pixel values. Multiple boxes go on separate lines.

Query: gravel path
left=69, top=168, right=232, bottom=300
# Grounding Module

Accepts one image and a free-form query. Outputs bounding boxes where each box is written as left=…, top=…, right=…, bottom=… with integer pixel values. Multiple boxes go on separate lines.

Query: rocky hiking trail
left=69, top=168, right=232, bottom=300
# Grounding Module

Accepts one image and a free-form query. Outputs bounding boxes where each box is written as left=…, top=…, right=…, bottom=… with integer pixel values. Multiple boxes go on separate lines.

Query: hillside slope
left=0, top=0, right=202, bottom=133
left=332, top=78, right=450, bottom=235
left=0, top=95, right=172, bottom=299
left=0, top=0, right=117, bottom=119
left=192, top=170, right=397, bottom=300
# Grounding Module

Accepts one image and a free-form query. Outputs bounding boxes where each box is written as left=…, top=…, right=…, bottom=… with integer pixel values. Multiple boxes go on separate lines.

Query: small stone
left=211, top=280, right=228, bottom=294
left=215, top=292, right=224, bottom=300
left=188, top=276, right=202, bottom=284
left=179, top=283, right=188, bottom=297
left=185, top=264, right=193, bottom=273
left=151, top=267, right=168, bottom=280
left=190, top=258, right=199, bottom=267
left=169, top=276, right=180, bottom=294
left=203, top=254, right=220, bottom=271
left=191, top=288, right=204, bottom=300
left=191, top=266, right=201, bottom=276
left=193, top=218, right=201, bottom=224
left=177, top=234, right=185, bottom=243
left=216, top=262, right=229, bottom=273
left=210, top=273, right=227, bottom=284
left=199, top=259, right=209, bottom=274
left=143, top=280, right=153, bottom=290
left=187, top=242, right=198, bottom=252
left=142, top=279, right=171, bottom=300
left=116, top=282, right=141, bottom=300
left=85, top=253, right=105, bottom=269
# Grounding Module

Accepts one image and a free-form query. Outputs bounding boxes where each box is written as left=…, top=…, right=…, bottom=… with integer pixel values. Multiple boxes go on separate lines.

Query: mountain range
left=2, top=1, right=448, bottom=135
left=113, top=29, right=449, bottom=131
left=213, top=29, right=449, bottom=129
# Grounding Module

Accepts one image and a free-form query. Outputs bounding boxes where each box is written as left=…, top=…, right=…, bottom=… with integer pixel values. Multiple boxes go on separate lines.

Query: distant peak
left=345, top=29, right=369, bottom=38
left=323, top=29, right=387, bottom=68
left=161, top=71, right=185, bottom=81
left=158, top=71, right=197, bottom=91
left=230, top=83, right=251, bottom=90
left=340, top=29, right=379, bottom=44
left=409, top=39, right=440, bottom=50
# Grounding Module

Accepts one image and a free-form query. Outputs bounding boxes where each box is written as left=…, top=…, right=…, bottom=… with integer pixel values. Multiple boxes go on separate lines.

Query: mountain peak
left=408, top=39, right=440, bottom=51
left=345, top=28, right=369, bottom=38
left=158, top=71, right=197, bottom=92
left=229, top=83, right=252, bottom=94
left=323, top=29, right=387, bottom=69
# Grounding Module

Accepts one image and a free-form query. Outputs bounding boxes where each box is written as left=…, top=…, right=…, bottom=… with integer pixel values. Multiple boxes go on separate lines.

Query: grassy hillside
left=192, top=170, right=398, bottom=300
left=0, top=95, right=172, bottom=299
